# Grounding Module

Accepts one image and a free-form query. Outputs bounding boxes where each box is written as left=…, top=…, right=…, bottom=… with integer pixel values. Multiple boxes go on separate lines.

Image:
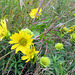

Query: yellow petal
left=21, top=56, right=28, bottom=60
left=10, top=33, right=20, bottom=41
left=11, top=44, right=19, bottom=50
left=21, top=49, right=26, bottom=54
left=15, top=49, right=19, bottom=53
left=31, top=55, right=34, bottom=59
left=26, top=58, right=30, bottom=62
left=35, top=51, right=39, bottom=54
left=19, top=30, right=25, bottom=37
left=9, top=41, right=18, bottom=44
left=15, top=46, right=26, bottom=53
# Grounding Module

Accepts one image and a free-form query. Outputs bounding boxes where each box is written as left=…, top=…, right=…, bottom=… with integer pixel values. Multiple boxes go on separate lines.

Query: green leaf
left=40, top=33, right=44, bottom=39
left=60, top=63, right=63, bottom=75
left=55, top=67, right=59, bottom=75
left=9, top=63, right=14, bottom=68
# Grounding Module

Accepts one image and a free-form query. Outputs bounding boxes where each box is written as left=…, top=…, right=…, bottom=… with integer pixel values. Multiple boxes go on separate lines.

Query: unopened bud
left=40, top=57, right=50, bottom=68
left=22, top=28, right=34, bottom=35
left=55, top=43, right=63, bottom=50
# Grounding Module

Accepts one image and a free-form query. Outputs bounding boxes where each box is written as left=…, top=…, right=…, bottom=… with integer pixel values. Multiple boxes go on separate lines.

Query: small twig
left=25, top=72, right=33, bottom=75
left=50, top=32, right=72, bottom=46
left=45, top=41, right=48, bottom=54
left=7, top=68, right=12, bottom=75
left=38, top=39, right=44, bottom=56
left=20, top=0, right=25, bottom=10
left=63, top=18, right=75, bottom=25
left=54, top=18, right=75, bottom=29
left=69, top=7, right=75, bottom=11
left=33, top=64, right=40, bottom=75
left=41, top=0, right=52, bottom=12
left=33, top=17, right=47, bottom=24
left=33, top=35, right=40, bottom=40
left=46, top=47, right=53, bottom=54
left=62, top=40, right=72, bottom=46
left=25, top=64, right=33, bottom=74
left=20, top=62, right=28, bottom=75
left=49, top=33, right=60, bottom=40
left=2, top=63, right=5, bottom=75
left=36, top=0, right=52, bottom=18
left=0, top=50, right=15, bottom=60
left=67, top=52, right=75, bottom=60
left=3, top=53, right=15, bottom=75
left=34, top=40, right=42, bottom=44
left=0, top=44, right=11, bottom=53
left=33, top=21, right=49, bottom=24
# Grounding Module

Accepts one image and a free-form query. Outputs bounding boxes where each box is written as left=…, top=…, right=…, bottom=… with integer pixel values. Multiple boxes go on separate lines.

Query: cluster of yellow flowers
left=0, top=8, right=51, bottom=67
left=9, top=30, right=39, bottom=62
left=0, top=19, right=39, bottom=62
left=68, top=25, right=75, bottom=33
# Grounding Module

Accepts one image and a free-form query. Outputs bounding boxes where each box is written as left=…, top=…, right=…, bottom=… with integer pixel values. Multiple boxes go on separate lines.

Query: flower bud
left=40, top=57, right=50, bottom=68
left=55, top=43, right=63, bottom=50
left=22, top=28, right=34, bottom=35
left=63, top=27, right=68, bottom=32
left=70, top=33, right=75, bottom=42
left=60, top=27, right=68, bottom=34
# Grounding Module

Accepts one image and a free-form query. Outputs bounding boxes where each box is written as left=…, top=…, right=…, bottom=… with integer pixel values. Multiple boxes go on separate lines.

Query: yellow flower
left=68, top=29, right=74, bottom=33
left=29, top=8, right=42, bottom=19
left=68, top=25, right=75, bottom=33
left=0, top=19, right=7, bottom=41
left=21, top=45, right=39, bottom=62
left=9, top=30, right=33, bottom=53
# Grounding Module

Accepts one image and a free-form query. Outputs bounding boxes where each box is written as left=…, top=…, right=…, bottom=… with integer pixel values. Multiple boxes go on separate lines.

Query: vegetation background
left=0, top=0, right=75, bottom=75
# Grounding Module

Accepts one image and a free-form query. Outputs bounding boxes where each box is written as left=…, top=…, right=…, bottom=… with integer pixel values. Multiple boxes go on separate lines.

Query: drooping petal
left=15, top=46, right=26, bottom=53
left=26, top=58, right=30, bottom=62
left=21, top=56, right=29, bottom=60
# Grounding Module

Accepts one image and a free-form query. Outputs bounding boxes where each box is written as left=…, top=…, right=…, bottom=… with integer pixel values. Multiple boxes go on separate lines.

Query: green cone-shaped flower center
left=55, top=43, right=63, bottom=50
left=63, top=27, right=68, bottom=32
left=1, top=33, right=4, bottom=36
left=19, top=38, right=27, bottom=46
left=72, top=35, right=75, bottom=40
left=40, top=57, right=50, bottom=67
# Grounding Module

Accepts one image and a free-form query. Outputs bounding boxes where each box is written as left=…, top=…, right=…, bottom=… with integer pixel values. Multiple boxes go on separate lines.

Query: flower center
left=0, top=33, right=4, bottom=37
left=19, top=38, right=27, bottom=46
